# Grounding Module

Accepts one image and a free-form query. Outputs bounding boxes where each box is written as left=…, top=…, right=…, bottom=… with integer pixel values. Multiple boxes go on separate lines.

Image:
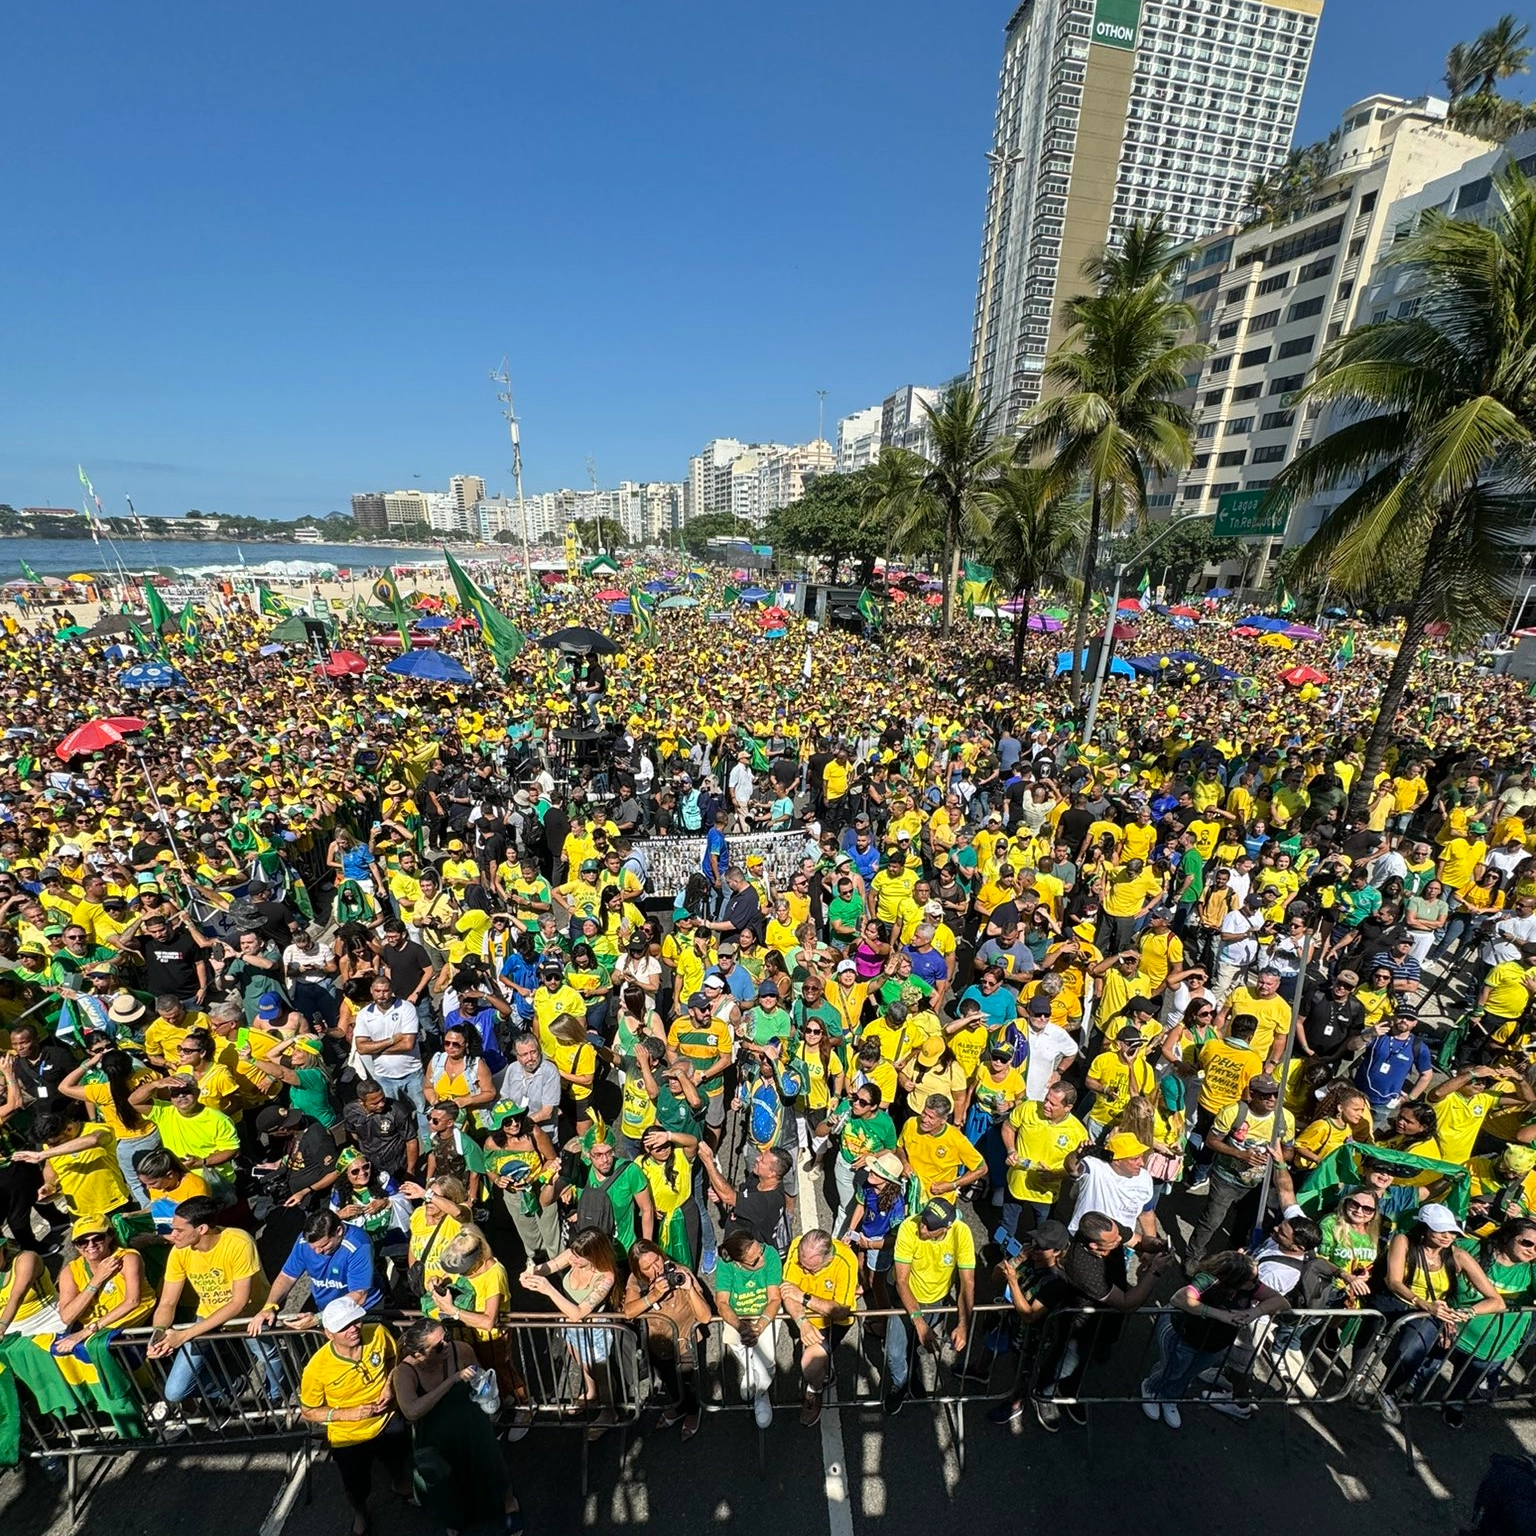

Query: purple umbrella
left=1284, top=623, right=1322, bottom=640
left=1027, top=613, right=1064, bottom=632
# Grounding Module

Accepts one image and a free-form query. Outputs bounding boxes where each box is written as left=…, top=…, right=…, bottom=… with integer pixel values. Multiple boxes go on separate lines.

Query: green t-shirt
left=1453, top=1245, right=1535, bottom=1362
left=593, top=1160, right=649, bottom=1251
left=794, top=997, right=845, bottom=1042
left=289, top=1065, right=337, bottom=1128
left=827, top=894, right=865, bottom=934
left=1177, top=846, right=1205, bottom=903
left=714, top=1244, right=783, bottom=1318
left=837, top=1107, right=897, bottom=1166
left=750, top=1005, right=793, bottom=1047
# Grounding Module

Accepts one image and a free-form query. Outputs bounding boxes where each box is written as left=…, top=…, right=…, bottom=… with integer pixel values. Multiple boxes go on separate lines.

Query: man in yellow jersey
left=1220, top=967, right=1293, bottom=1070
left=781, top=1227, right=859, bottom=1426
left=1188, top=1014, right=1266, bottom=1191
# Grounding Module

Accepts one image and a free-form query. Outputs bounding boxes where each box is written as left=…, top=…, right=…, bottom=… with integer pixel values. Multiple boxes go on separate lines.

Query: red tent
left=55, top=716, right=146, bottom=759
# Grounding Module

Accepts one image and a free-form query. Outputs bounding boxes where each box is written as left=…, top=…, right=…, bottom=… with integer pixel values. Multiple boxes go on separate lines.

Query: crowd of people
left=0, top=557, right=1535, bottom=1526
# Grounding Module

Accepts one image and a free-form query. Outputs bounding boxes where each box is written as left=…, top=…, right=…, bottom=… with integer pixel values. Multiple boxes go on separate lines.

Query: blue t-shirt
left=281, top=1230, right=383, bottom=1313
left=960, top=983, right=1018, bottom=1030
left=1352, top=1033, right=1432, bottom=1108
left=701, top=827, right=729, bottom=877
left=905, top=945, right=950, bottom=986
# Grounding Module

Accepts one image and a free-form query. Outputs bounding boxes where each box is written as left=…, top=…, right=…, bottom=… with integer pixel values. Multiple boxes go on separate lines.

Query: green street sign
left=1091, top=0, right=1141, bottom=50
left=1213, top=489, right=1287, bottom=539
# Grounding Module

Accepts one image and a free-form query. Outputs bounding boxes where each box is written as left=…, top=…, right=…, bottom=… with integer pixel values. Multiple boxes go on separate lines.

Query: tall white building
left=757, top=440, right=836, bottom=514
left=1168, top=95, right=1493, bottom=547
left=424, top=491, right=466, bottom=536
left=836, top=406, right=885, bottom=472
left=382, top=490, right=433, bottom=533
left=640, top=482, right=686, bottom=541
left=449, top=475, right=486, bottom=528
left=882, top=385, right=945, bottom=461
left=971, top=0, right=1323, bottom=431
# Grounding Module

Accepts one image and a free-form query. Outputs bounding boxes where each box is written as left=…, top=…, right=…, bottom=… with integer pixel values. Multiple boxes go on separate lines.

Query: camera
left=662, top=1261, right=684, bottom=1288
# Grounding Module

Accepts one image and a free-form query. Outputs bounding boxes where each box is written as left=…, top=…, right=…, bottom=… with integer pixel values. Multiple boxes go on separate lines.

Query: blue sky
left=1, top=1, right=1527, bottom=519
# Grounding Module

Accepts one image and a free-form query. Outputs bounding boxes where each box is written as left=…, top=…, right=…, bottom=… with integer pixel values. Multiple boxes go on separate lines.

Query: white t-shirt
left=1067, top=1157, right=1154, bottom=1236
left=728, top=763, right=755, bottom=808
left=352, top=999, right=421, bottom=1080
left=1218, top=909, right=1263, bottom=965
left=1023, top=1022, right=1079, bottom=1102
left=1484, top=912, right=1536, bottom=967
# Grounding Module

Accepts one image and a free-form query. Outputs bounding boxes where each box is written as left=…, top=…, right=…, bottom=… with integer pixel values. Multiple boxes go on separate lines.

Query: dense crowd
left=1, top=559, right=1535, bottom=1531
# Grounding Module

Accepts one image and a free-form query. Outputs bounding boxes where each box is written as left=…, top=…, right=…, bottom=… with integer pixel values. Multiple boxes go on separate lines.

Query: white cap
left=1417, top=1202, right=1464, bottom=1235
left=321, top=1296, right=367, bottom=1333
left=835, top=959, right=857, bottom=975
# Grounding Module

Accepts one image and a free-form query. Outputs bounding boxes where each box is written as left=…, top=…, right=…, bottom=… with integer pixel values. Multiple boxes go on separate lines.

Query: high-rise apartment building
left=350, top=492, right=388, bottom=537
left=837, top=407, right=885, bottom=472
left=971, top=0, right=1322, bottom=431
left=757, top=441, right=835, bottom=516
left=381, top=490, right=433, bottom=533
left=1168, top=95, right=1491, bottom=547
left=881, top=385, right=946, bottom=461
left=449, top=475, right=486, bottom=527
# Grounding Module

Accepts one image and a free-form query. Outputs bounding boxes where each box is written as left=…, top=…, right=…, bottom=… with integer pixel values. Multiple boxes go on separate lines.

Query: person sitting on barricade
left=146, top=1195, right=282, bottom=1427
left=781, top=1225, right=859, bottom=1427
left=711, top=1225, right=783, bottom=1430
left=884, top=1196, right=974, bottom=1417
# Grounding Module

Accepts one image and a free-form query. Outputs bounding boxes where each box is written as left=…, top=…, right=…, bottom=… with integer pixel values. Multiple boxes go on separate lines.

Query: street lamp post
left=1081, top=512, right=1215, bottom=746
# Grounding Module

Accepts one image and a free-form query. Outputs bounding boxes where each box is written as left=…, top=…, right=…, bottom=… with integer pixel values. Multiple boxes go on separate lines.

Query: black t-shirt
left=140, top=927, right=204, bottom=997
left=247, top=897, right=297, bottom=949
left=14, top=1041, right=78, bottom=1106
left=284, top=1121, right=341, bottom=1196
left=729, top=1180, right=787, bottom=1249
left=1061, top=1240, right=1115, bottom=1304
left=1302, top=989, right=1363, bottom=1056
left=770, top=757, right=800, bottom=794
left=378, top=939, right=434, bottom=1000
left=1057, top=807, right=1094, bottom=852
left=1173, top=1277, right=1282, bottom=1351
left=343, top=1095, right=416, bottom=1171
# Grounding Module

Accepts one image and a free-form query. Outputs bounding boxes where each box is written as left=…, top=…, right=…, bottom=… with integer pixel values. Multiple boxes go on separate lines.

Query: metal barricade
left=497, top=1313, right=661, bottom=1428
left=1022, top=1304, right=1388, bottom=1411
left=1362, top=1304, right=1536, bottom=1414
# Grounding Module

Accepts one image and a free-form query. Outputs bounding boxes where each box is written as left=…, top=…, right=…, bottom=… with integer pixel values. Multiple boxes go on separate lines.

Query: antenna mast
left=489, top=359, right=532, bottom=578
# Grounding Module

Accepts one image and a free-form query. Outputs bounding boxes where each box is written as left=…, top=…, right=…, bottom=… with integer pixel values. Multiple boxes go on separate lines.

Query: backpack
left=680, top=789, right=704, bottom=833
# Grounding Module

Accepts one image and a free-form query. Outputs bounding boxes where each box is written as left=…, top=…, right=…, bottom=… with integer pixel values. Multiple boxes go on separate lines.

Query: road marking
left=258, top=1446, right=311, bottom=1536
left=797, top=1160, right=856, bottom=1536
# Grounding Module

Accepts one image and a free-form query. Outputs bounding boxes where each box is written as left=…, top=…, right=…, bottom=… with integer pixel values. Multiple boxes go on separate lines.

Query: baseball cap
left=255, top=993, right=284, bottom=1022
left=1126, top=997, right=1156, bottom=1015
left=1027, top=994, right=1053, bottom=1017
left=716, top=941, right=739, bottom=957
left=320, top=1297, right=367, bottom=1333
left=835, top=959, right=857, bottom=975
left=918, top=1037, right=946, bottom=1065
left=685, top=992, right=711, bottom=1013
left=757, top=980, right=779, bottom=998
left=919, top=1197, right=957, bottom=1229
left=1029, top=1220, right=1072, bottom=1253
left=70, top=1215, right=111, bottom=1241
left=1248, top=1074, right=1281, bottom=1095
left=1418, top=1202, right=1465, bottom=1235
left=1105, top=1132, right=1150, bottom=1159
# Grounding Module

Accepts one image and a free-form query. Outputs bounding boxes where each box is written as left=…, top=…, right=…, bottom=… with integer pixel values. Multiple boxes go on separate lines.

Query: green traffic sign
left=1213, top=489, right=1287, bottom=539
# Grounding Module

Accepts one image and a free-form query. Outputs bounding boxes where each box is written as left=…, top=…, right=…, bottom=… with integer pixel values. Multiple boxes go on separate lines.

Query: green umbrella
left=54, top=625, right=89, bottom=641
left=658, top=595, right=698, bottom=609
left=1043, top=607, right=1069, bottom=620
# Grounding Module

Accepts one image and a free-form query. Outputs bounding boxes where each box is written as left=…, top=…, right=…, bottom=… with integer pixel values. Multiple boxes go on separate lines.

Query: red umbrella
left=445, top=614, right=479, bottom=632
left=1281, top=664, right=1328, bottom=688
left=594, top=588, right=626, bottom=601
left=56, top=715, right=147, bottom=759
left=320, top=650, right=367, bottom=678
left=923, top=593, right=943, bottom=607
left=1169, top=605, right=1201, bottom=618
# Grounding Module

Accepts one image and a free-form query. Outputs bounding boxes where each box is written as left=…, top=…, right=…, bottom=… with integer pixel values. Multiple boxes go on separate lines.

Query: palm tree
left=1021, top=223, right=1205, bottom=706
left=1449, top=89, right=1536, bottom=144
left=976, top=464, right=1083, bottom=677
left=1445, top=39, right=1481, bottom=100
left=1470, top=14, right=1531, bottom=93
left=857, top=445, right=927, bottom=575
left=901, top=383, right=1012, bottom=637
left=1269, top=167, right=1536, bottom=785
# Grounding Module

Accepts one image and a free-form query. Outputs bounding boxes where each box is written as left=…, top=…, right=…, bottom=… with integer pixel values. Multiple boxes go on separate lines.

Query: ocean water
left=0, top=535, right=509, bottom=579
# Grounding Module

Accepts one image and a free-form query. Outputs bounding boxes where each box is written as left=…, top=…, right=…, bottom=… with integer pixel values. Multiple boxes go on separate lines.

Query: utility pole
left=489, top=360, right=532, bottom=578
left=816, top=389, right=828, bottom=445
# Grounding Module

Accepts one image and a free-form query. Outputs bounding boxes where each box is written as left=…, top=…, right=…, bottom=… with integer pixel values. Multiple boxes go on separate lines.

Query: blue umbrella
left=414, top=615, right=453, bottom=630
left=738, top=586, right=770, bottom=602
left=120, top=662, right=188, bottom=690
left=1236, top=614, right=1290, bottom=632
left=383, top=650, right=474, bottom=684
left=1054, top=649, right=1133, bottom=679
left=642, top=580, right=671, bottom=594
left=103, top=644, right=133, bottom=661
left=1207, top=587, right=1233, bottom=598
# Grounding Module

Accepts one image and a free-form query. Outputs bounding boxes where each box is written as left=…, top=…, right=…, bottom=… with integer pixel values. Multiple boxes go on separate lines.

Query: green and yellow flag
left=257, top=583, right=291, bottom=617
left=19, top=560, right=41, bottom=583
left=372, top=574, right=414, bottom=653
left=629, top=589, right=656, bottom=644
left=178, top=599, right=202, bottom=656
left=857, top=588, right=882, bottom=626
left=442, top=548, right=525, bottom=675
left=1336, top=629, right=1355, bottom=666
left=1278, top=583, right=1297, bottom=616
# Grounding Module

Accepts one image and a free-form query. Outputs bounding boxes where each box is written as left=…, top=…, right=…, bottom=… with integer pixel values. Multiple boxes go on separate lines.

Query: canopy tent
left=581, top=556, right=621, bottom=577
left=267, top=614, right=336, bottom=645
left=1054, top=649, right=1134, bottom=679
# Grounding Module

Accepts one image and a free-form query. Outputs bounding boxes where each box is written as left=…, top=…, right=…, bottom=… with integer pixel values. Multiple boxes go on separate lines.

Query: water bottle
left=469, top=1366, right=501, bottom=1416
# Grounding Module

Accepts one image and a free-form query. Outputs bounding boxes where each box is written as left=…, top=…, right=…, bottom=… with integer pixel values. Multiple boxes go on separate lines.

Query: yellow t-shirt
left=165, top=1228, right=270, bottom=1318
left=299, top=1325, right=398, bottom=1446
left=1121, top=823, right=1157, bottom=863
left=892, top=1215, right=975, bottom=1306
left=782, top=1237, right=859, bottom=1330
left=1483, top=961, right=1534, bottom=1022
left=1137, top=930, right=1184, bottom=994
left=1224, top=989, right=1292, bottom=1062
left=408, top=1210, right=464, bottom=1290
left=1006, top=1100, right=1089, bottom=1203
left=80, top=1073, right=158, bottom=1140
left=1084, top=1048, right=1156, bottom=1128
left=1433, top=1089, right=1501, bottom=1168
left=51, top=1127, right=131, bottom=1219
left=897, top=1121, right=982, bottom=1202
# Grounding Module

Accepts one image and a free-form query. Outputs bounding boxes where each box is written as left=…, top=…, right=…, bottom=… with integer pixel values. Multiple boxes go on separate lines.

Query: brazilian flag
left=857, top=588, right=881, bottom=626
left=178, top=599, right=202, bottom=656
left=629, top=589, right=656, bottom=643
left=19, top=560, right=41, bottom=583
left=258, top=583, right=291, bottom=617
left=372, top=574, right=414, bottom=653
left=142, top=580, right=171, bottom=635
left=442, top=548, right=525, bottom=675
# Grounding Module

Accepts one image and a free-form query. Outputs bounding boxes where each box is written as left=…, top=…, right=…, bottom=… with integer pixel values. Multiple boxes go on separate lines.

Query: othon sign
left=1091, top=0, right=1141, bottom=50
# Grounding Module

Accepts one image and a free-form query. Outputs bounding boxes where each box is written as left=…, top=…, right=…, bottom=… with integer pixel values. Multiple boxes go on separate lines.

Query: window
left=1197, top=421, right=1219, bottom=439
left=1260, top=409, right=1296, bottom=430
left=1257, top=270, right=1291, bottom=295
left=1266, top=216, right=1344, bottom=265
left=1337, top=279, right=1353, bottom=300
left=1326, top=321, right=1343, bottom=343
left=1184, top=270, right=1223, bottom=295
left=1217, top=449, right=1247, bottom=467
left=1248, top=308, right=1281, bottom=331
left=1210, top=482, right=1238, bottom=497
left=1277, top=334, right=1314, bottom=359
left=1192, top=454, right=1211, bottom=470
left=1239, top=346, right=1272, bottom=367
left=1252, top=444, right=1286, bottom=464
left=1232, top=382, right=1262, bottom=402
left=1226, top=416, right=1254, bottom=435
left=1297, top=255, right=1335, bottom=283
left=1209, top=355, right=1233, bottom=376
left=1202, top=389, right=1227, bottom=407
left=1269, top=374, right=1305, bottom=395
left=1455, top=176, right=1492, bottom=212
left=1182, top=485, right=1205, bottom=501
left=1348, top=236, right=1367, bottom=260
left=1222, top=284, right=1250, bottom=305
left=1358, top=189, right=1378, bottom=214
left=1217, top=320, right=1241, bottom=341
left=1288, top=295, right=1325, bottom=321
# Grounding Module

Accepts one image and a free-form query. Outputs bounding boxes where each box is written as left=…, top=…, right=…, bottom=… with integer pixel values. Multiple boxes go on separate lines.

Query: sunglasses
left=1343, top=1200, right=1376, bottom=1213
